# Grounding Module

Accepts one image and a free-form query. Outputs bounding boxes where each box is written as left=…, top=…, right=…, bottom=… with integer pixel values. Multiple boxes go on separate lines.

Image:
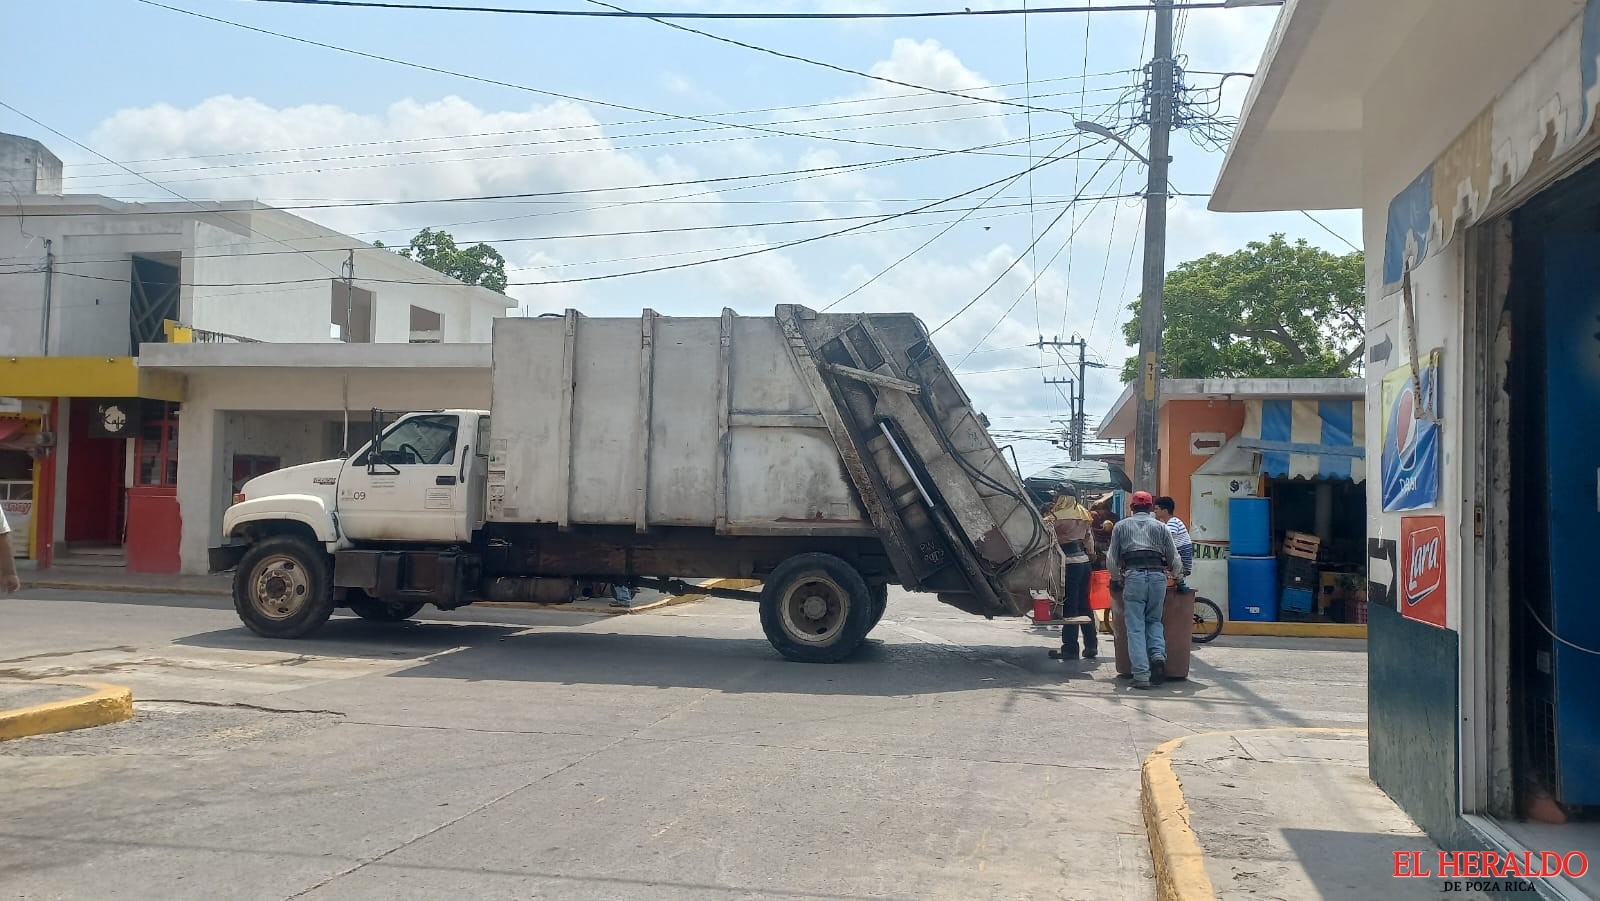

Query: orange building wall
left=1159, top=398, right=1246, bottom=523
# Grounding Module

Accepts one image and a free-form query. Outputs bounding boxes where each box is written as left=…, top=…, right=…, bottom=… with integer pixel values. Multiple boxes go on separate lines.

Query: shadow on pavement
left=175, top=618, right=1095, bottom=698
left=1280, top=828, right=1484, bottom=899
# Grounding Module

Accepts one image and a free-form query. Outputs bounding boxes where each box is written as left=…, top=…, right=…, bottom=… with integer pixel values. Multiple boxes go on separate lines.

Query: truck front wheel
left=233, top=535, right=335, bottom=639
left=759, top=553, right=874, bottom=663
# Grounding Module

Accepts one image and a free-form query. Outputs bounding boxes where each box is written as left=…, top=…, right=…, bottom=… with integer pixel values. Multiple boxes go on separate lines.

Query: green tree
left=1120, top=234, right=1364, bottom=381
left=379, top=227, right=508, bottom=294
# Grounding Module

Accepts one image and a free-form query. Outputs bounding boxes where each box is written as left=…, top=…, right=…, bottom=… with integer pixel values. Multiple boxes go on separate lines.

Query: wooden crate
left=1282, top=531, right=1322, bottom=560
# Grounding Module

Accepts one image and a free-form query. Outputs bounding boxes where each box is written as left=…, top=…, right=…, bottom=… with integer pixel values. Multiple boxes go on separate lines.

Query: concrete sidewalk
left=1145, top=728, right=1499, bottom=900
left=19, top=562, right=232, bottom=597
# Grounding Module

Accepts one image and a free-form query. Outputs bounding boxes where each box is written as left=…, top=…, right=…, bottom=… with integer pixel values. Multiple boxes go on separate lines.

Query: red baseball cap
left=1130, top=490, right=1155, bottom=506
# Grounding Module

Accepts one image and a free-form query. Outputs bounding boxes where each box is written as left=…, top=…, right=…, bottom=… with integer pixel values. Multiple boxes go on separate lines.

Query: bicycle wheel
left=1191, top=596, right=1224, bottom=644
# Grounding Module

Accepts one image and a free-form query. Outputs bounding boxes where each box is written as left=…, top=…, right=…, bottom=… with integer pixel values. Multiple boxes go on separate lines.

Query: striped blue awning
left=1238, top=399, right=1366, bottom=482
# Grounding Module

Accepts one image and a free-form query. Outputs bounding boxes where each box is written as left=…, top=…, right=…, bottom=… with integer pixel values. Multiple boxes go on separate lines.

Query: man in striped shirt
left=1155, top=496, right=1194, bottom=594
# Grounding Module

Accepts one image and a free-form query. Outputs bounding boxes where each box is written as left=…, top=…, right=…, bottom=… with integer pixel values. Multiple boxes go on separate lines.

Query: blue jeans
left=1121, top=569, right=1168, bottom=679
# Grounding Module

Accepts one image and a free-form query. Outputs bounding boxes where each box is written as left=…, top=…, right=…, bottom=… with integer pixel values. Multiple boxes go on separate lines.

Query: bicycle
left=1191, top=595, right=1225, bottom=644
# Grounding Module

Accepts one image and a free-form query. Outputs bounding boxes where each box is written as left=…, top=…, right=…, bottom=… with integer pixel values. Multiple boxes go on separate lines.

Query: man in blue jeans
left=1106, top=491, right=1184, bottom=689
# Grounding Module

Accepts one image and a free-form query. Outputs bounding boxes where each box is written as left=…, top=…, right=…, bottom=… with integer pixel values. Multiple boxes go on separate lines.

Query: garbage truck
left=212, top=305, right=1063, bottom=662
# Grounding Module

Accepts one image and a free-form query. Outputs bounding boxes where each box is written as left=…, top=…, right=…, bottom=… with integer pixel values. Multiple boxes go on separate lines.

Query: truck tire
left=867, top=583, right=889, bottom=631
left=759, top=553, right=874, bottom=663
left=233, top=535, right=335, bottom=639
left=348, top=594, right=426, bottom=623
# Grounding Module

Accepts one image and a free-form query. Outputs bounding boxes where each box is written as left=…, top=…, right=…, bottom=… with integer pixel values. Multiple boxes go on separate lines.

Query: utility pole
left=40, top=238, right=54, bottom=355
left=1036, top=335, right=1106, bottom=461
left=1133, top=0, right=1175, bottom=493
left=343, top=250, right=355, bottom=342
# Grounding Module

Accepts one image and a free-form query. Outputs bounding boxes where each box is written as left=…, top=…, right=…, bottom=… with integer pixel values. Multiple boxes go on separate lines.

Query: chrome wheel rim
left=779, top=575, right=849, bottom=645
left=251, top=554, right=310, bottom=621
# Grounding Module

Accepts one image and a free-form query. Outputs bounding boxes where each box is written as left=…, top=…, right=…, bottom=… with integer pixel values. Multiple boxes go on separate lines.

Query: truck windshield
left=367, top=414, right=459, bottom=466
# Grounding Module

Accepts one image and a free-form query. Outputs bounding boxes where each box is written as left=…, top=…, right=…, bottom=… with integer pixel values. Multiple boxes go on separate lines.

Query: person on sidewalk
left=1107, top=490, right=1183, bottom=689
left=1154, top=496, right=1194, bottom=594
left=1043, top=486, right=1097, bottom=661
left=0, top=506, right=16, bottom=593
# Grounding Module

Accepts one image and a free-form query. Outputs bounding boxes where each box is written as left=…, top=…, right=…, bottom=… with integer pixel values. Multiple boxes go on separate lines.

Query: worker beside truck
left=1106, top=490, right=1183, bottom=689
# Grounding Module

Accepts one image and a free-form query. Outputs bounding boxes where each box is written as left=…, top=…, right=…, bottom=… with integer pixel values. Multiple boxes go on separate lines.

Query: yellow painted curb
left=1141, top=727, right=1365, bottom=901
left=0, top=681, right=134, bottom=742
left=1222, top=621, right=1366, bottom=639
left=1143, top=736, right=1218, bottom=901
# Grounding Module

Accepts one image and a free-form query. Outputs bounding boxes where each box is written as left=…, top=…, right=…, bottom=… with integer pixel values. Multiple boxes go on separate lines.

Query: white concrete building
left=1213, top=0, right=1600, bottom=882
left=0, top=132, right=510, bottom=574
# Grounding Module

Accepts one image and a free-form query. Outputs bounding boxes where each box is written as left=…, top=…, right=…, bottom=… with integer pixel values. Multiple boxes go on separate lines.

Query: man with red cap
left=1106, top=490, right=1184, bottom=689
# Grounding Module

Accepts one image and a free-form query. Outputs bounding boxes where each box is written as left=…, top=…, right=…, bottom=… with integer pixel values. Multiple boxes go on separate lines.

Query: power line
left=61, top=91, right=1141, bottom=192
left=61, top=72, right=1141, bottom=173
left=952, top=158, right=1120, bottom=365
left=819, top=135, right=1105, bottom=313
left=931, top=156, right=1117, bottom=337
left=583, top=0, right=1072, bottom=118
left=37, top=145, right=1122, bottom=290
left=135, top=0, right=1072, bottom=158
left=236, top=0, right=1234, bottom=20
left=1021, top=0, right=1043, bottom=354
left=25, top=196, right=1106, bottom=268
left=1298, top=210, right=1361, bottom=253
left=24, top=137, right=1082, bottom=217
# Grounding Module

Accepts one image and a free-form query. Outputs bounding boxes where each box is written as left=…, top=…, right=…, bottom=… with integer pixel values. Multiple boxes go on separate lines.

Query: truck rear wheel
left=233, top=535, right=335, bottom=639
left=759, top=553, right=874, bottom=663
left=348, top=594, right=426, bottom=623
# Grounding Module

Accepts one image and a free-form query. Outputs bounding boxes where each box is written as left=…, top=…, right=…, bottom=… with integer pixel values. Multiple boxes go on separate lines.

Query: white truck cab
left=222, top=409, right=490, bottom=552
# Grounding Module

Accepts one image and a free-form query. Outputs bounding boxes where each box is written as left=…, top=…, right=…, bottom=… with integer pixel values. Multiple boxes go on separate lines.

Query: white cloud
left=811, top=38, right=1015, bottom=149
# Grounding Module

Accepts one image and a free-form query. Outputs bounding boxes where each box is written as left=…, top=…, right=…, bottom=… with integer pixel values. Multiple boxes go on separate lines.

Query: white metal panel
left=647, top=317, right=720, bottom=525
left=725, top=428, right=864, bottom=527
left=488, top=317, right=566, bottom=522
left=730, top=317, right=815, bottom=414
left=568, top=317, right=644, bottom=523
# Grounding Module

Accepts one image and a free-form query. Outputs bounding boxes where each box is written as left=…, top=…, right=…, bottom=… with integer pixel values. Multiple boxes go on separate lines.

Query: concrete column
left=51, top=398, right=69, bottom=549
left=176, top=406, right=225, bottom=574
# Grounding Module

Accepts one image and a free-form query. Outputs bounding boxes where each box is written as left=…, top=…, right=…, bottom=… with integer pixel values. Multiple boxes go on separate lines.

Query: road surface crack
left=141, top=698, right=347, bottom=716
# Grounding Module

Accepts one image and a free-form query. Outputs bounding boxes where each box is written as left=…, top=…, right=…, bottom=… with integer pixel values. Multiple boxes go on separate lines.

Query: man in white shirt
left=0, top=506, right=18, bottom=593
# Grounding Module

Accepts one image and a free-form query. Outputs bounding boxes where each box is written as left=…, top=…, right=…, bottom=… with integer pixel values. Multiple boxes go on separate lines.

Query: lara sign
left=1400, top=515, right=1447, bottom=629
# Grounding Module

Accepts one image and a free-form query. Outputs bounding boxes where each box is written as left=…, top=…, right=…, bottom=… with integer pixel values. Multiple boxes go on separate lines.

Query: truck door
left=337, top=413, right=464, bottom=542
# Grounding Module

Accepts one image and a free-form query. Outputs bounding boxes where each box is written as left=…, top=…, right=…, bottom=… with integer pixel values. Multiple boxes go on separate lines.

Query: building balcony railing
left=160, top=320, right=263, bottom=344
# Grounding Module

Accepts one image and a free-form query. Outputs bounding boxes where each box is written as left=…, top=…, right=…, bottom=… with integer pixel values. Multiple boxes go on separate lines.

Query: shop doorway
left=1499, top=160, right=1600, bottom=829
left=126, top=401, right=181, bottom=573
left=63, top=400, right=124, bottom=549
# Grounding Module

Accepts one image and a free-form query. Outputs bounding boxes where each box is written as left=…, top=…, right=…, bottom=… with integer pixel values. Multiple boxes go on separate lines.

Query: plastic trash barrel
left=1089, top=569, right=1112, bottom=611
left=1112, top=582, right=1194, bottom=679
left=1227, top=555, right=1278, bottom=621
left=1229, top=497, right=1271, bottom=557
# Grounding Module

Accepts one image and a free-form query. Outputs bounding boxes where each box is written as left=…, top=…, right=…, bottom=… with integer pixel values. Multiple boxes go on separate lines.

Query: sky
left=0, top=0, right=1360, bottom=472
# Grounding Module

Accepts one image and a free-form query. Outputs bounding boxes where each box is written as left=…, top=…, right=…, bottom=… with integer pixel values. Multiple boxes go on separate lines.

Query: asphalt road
left=0, top=587, right=1367, bottom=900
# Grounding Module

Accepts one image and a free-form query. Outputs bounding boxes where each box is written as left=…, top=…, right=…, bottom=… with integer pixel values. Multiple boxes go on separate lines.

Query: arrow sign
left=1369, top=333, right=1394, bottom=364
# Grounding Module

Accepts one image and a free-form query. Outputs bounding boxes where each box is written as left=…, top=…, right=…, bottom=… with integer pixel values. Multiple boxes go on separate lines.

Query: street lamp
left=1075, top=121, right=1151, bottom=167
